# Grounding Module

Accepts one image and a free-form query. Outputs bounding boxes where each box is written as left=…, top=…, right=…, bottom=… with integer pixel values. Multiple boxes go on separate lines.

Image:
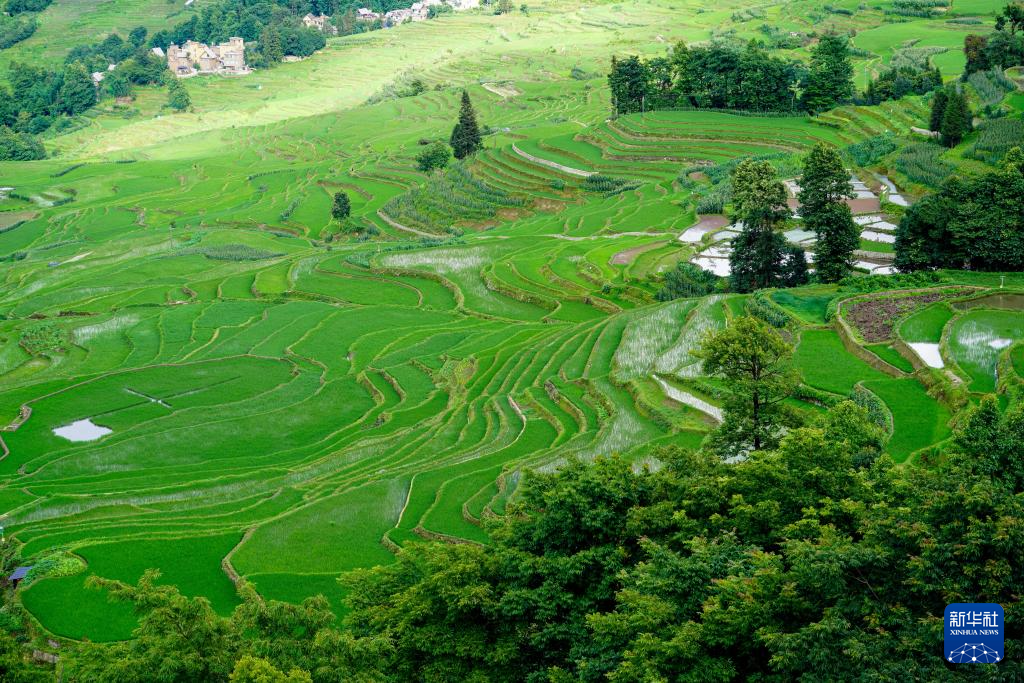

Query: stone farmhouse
left=167, top=37, right=249, bottom=77
left=302, top=13, right=338, bottom=34
left=361, top=0, right=480, bottom=26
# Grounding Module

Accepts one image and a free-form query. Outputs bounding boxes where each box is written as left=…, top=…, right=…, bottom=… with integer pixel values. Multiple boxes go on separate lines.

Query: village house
left=377, top=0, right=477, bottom=26
left=302, top=13, right=338, bottom=34
left=167, top=37, right=249, bottom=77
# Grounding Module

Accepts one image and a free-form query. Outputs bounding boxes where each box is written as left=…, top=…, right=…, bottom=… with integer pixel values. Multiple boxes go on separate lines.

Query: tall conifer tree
left=450, top=90, right=483, bottom=159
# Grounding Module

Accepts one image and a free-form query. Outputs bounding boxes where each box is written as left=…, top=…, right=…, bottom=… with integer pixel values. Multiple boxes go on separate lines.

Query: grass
left=795, top=329, right=890, bottom=394
left=0, top=0, right=1012, bottom=642
left=899, top=302, right=953, bottom=343
left=862, top=378, right=951, bottom=462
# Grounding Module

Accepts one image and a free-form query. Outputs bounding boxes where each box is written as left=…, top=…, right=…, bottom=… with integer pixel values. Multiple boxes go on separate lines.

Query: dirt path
left=511, top=144, right=594, bottom=178
left=482, top=82, right=521, bottom=98
left=611, top=240, right=667, bottom=265
left=377, top=209, right=442, bottom=238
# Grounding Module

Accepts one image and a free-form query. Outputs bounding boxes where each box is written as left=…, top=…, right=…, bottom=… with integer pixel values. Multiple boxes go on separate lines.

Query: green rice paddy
left=0, top=0, right=1017, bottom=643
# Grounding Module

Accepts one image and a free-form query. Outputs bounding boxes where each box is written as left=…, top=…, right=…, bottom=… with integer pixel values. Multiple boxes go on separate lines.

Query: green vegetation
left=0, top=0, right=1020, bottom=676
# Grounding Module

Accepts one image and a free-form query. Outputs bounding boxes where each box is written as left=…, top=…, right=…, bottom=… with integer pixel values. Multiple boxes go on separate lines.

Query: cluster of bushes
left=0, top=13, right=37, bottom=50
left=655, top=261, right=721, bottom=300
left=963, top=3, right=1024, bottom=75
left=845, top=133, right=898, bottom=166
left=966, top=117, right=1024, bottom=164
left=4, top=0, right=52, bottom=12
left=895, top=147, right=1024, bottom=272
left=581, top=173, right=639, bottom=196
left=895, top=142, right=954, bottom=186
left=884, top=0, right=949, bottom=18
left=382, top=162, right=524, bottom=233
left=861, top=63, right=942, bottom=105
left=967, top=67, right=1017, bottom=106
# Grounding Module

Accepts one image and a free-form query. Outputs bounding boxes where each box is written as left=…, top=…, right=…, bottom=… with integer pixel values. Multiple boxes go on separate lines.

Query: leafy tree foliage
left=331, top=191, right=351, bottom=221
left=696, top=316, right=799, bottom=455
left=0, top=125, right=44, bottom=160
left=929, top=89, right=948, bottom=132
left=0, top=629, right=48, bottom=683
left=964, top=3, right=1024, bottom=72
left=798, top=143, right=858, bottom=282
left=61, top=572, right=390, bottom=683
left=728, top=159, right=791, bottom=292
left=450, top=90, right=483, bottom=159
left=608, top=55, right=651, bottom=114
left=58, top=63, right=97, bottom=115
left=940, top=89, right=971, bottom=147
left=863, top=63, right=942, bottom=104
left=780, top=244, right=810, bottom=287
left=895, top=147, right=1024, bottom=271
left=338, top=396, right=1024, bottom=681
left=5, top=0, right=52, bottom=13
left=799, top=33, right=854, bottom=113
left=167, top=79, right=191, bottom=112
left=415, top=141, right=451, bottom=172
left=610, top=41, right=801, bottom=114
left=655, top=262, right=720, bottom=300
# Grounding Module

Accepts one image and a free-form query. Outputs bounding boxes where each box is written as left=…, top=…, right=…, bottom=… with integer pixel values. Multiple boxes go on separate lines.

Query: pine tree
left=940, top=90, right=970, bottom=147
left=798, top=143, right=859, bottom=282
left=800, top=33, right=854, bottom=114
left=58, top=62, right=97, bottom=115
left=929, top=89, right=948, bottom=132
left=167, top=79, right=191, bottom=111
left=450, top=90, right=482, bottom=159
left=331, top=191, right=351, bottom=221
left=728, top=159, right=791, bottom=292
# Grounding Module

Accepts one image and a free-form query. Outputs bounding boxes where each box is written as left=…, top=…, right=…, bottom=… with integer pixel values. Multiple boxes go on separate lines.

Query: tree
left=129, top=25, right=148, bottom=47
left=797, top=143, right=858, bottom=282
left=655, top=261, right=720, bottom=300
left=449, top=90, right=482, bottom=159
left=728, top=159, right=790, bottom=292
left=800, top=33, right=853, bottom=113
left=58, top=62, right=97, bottom=115
left=963, top=34, right=991, bottom=75
left=0, top=630, right=48, bottom=683
left=104, top=71, right=132, bottom=99
left=167, top=78, right=191, bottom=111
left=928, top=89, right=948, bottom=131
left=229, top=656, right=311, bottom=683
left=895, top=148, right=1024, bottom=271
left=780, top=245, right=809, bottom=287
left=415, top=141, right=451, bottom=172
left=260, top=25, right=284, bottom=64
left=607, top=55, right=651, bottom=115
left=0, top=126, right=45, bottom=160
left=695, top=316, right=799, bottom=456
left=331, top=191, right=351, bottom=221
left=940, top=89, right=971, bottom=147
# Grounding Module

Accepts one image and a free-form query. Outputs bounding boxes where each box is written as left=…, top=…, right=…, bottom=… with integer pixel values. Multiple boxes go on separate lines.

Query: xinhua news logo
left=944, top=603, right=1004, bottom=664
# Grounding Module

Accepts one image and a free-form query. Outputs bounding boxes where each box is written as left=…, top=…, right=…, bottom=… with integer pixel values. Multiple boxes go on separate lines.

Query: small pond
left=53, top=419, right=113, bottom=442
left=955, top=294, right=1024, bottom=311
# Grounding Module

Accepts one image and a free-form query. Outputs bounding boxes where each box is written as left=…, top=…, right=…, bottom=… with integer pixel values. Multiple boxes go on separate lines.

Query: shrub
left=655, top=262, right=720, bottom=300
left=965, top=118, right=1024, bottom=164
left=416, top=141, right=451, bottom=172
left=0, top=126, right=45, bottom=161
left=895, top=143, right=954, bottom=187
left=845, top=133, right=898, bottom=166
left=582, top=174, right=639, bottom=196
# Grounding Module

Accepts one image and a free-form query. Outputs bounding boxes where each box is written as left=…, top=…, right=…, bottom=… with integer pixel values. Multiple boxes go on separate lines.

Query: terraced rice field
left=0, top=0, right=1016, bottom=644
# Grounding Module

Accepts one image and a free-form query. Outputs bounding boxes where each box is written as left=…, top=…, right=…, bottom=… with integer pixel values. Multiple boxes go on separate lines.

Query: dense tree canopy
left=798, top=143, right=858, bottom=282
left=728, top=159, right=791, bottom=292
left=450, top=90, right=483, bottom=159
left=609, top=41, right=801, bottom=114
left=895, top=147, right=1024, bottom=271
left=799, top=33, right=854, bottom=113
